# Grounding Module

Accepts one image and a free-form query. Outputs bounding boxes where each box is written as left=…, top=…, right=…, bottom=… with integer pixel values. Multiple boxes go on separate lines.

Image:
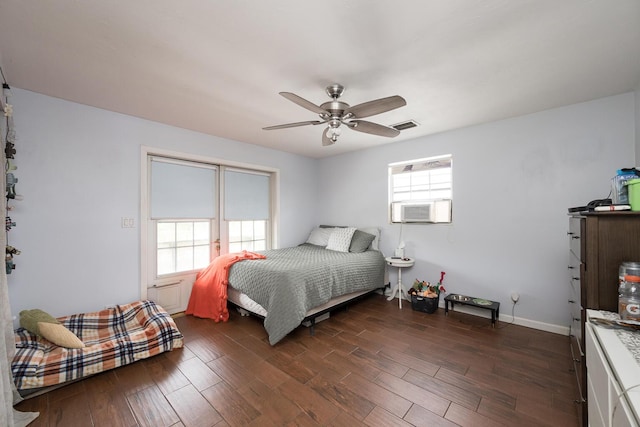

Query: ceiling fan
left=263, top=84, right=407, bottom=146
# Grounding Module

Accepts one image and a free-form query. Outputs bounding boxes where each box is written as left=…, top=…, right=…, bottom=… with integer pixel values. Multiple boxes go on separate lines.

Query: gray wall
left=317, top=92, right=636, bottom=332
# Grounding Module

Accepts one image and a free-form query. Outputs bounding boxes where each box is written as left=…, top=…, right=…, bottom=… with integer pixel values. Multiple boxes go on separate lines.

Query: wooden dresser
left=568, top=212, right=640, bottom=426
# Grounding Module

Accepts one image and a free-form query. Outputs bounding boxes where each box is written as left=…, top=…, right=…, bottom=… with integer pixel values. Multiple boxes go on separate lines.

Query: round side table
left=385, top=257, right=415, bottom=309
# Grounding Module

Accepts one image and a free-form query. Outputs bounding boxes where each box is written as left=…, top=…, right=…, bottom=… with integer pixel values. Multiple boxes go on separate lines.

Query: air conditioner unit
left=400, top=200, right=452, bottom=223
left=402, top=203, right=432, bottom=222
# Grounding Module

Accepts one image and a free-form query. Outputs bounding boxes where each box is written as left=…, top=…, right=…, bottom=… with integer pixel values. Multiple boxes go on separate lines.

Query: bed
left=12, top=300, right=184, bottom=391
left=225, top=226, right=386, bottom=345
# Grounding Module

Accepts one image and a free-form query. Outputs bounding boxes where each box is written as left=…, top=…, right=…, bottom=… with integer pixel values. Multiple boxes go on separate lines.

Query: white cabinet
left=586, top=311, right=640, bottom=427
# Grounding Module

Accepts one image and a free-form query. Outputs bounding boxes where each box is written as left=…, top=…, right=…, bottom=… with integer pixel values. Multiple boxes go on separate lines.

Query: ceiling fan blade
left=345, top=95, right=407, bottom=119
left=280, top=92, right=327, bottom=115
left=322, top=127, right=335, bottom=146
left=263, top=120, right=324, bottom=130
left=347, top=120, right=400, bottom=138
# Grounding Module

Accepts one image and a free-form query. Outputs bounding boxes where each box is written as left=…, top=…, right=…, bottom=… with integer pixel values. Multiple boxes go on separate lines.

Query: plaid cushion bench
left=12, top=300, right=184, bottom=390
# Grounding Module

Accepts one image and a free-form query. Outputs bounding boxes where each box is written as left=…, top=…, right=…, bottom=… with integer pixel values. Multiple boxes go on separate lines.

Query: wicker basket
left=410, top=294, right=440, bottom=314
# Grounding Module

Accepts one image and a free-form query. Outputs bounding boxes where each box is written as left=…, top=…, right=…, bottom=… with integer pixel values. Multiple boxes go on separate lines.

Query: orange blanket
left=185, top=251, right=266, bottom=321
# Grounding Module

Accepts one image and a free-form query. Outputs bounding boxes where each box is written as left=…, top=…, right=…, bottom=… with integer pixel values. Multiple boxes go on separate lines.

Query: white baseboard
left=438, top=300, right=570, bottom=336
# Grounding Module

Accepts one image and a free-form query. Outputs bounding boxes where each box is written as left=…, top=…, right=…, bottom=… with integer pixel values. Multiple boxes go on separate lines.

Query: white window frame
left=389, top=154, right=453, bottom=224
left=140, top=146, right=279, bottom=301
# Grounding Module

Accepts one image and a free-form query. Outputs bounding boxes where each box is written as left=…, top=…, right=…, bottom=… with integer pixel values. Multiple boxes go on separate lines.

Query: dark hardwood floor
left=16, top=294, right=579, bottom=426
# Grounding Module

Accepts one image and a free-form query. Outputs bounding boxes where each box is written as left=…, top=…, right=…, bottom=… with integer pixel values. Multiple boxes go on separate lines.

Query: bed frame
left=227, top=284, right=388, bottom=335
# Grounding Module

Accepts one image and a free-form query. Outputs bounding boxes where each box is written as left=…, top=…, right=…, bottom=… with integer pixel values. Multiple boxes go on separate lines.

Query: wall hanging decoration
left=1, top=71, right=20, bottom=274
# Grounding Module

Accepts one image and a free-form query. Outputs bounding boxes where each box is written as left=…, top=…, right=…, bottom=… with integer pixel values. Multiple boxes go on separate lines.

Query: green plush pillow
left=349, top=230, right=376, bottom=253
left=20, top=309, right=85, bottom=349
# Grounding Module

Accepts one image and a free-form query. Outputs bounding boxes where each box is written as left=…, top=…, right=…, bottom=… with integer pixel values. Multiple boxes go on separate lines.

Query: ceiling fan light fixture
left=327, top=125, right=341, bottom=142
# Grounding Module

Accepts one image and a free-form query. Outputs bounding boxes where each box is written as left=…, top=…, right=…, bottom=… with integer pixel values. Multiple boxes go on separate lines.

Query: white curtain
left=1, top=96, right=38, bottom=425
left=1, top=269, right=38, bottom=426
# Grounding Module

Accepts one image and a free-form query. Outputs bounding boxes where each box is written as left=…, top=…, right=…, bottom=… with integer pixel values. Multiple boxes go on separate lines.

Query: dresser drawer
left=568, top=260, right=581, bottom=290
left=569, top=217, right=583, bottom=261
left=569, top=303, right=583, bottom=344
left=570, top=333, right=585, bottom=402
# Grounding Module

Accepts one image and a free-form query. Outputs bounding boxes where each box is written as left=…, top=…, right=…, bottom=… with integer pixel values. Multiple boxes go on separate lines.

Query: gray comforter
left=227, top=244, right=385, bottom=345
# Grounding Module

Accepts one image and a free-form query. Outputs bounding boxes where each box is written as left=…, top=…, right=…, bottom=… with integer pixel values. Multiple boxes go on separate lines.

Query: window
left=142, top=147, right=278, bottom=313
left=147, top=157, right=274, bottom=279
left=224, top=168, right=271, bottom=252
left=157, top=220, right=211, bottom=275
left=389, top=154, right=452, bottom=223
left=228, top=220, right=267, bottom=252
left=150, top=157, right=217, bottom=277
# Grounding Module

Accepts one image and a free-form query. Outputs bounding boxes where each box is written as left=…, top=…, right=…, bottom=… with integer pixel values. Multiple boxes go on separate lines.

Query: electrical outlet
left=511, top=292, right=520, bottom=303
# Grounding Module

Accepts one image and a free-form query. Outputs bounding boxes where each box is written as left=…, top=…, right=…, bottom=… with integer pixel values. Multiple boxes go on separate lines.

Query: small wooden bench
left=444, top=294, right=500, bottom=327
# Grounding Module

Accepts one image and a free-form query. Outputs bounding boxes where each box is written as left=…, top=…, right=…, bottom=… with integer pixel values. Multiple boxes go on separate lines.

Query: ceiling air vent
left=391, top=120, right=419, bottom=131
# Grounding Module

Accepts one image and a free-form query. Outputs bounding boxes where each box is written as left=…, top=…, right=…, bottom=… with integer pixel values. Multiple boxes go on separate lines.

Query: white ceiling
left=0, top=1, right=639, bottom=159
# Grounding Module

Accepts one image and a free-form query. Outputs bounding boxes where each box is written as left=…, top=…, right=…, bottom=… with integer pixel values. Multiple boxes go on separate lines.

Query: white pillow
left=326, top=227, right=357, bottom=252
left=306, top=227, right=333, bottom=246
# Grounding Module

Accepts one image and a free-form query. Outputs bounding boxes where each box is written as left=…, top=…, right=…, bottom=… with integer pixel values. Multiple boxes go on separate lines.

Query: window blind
left=224, top=169, right=270, bottom=220
left=150, top=157, right=217, bottom=219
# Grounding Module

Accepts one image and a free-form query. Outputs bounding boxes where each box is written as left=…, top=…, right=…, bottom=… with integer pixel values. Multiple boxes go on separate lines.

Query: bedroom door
left=141, top=148, right=278, bottom=314
left=145, top=156, right=219, bottom=313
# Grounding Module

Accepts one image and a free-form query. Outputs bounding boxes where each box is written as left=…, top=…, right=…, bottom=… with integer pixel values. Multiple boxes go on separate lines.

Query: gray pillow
left=349, top=230, right=376, bottom=253
left=306, top=227, right=333, bottom=246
